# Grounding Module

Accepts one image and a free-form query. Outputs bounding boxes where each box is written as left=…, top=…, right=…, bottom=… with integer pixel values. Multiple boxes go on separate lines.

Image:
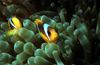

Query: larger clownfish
left=34, top=19, right=58, bottom=43
left=6, top=16, right=22, bottom=36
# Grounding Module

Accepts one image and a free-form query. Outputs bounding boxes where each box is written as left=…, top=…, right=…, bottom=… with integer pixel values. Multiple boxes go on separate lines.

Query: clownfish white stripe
left=9, top=18, right=18, bottom=29
left=37, top=24, right=40, bottom=32
left=43, top=23, right=51, bottom=41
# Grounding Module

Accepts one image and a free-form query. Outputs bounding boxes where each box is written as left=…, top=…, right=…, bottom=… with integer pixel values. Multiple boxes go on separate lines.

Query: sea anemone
left=0, top=0, right=100, bottom=65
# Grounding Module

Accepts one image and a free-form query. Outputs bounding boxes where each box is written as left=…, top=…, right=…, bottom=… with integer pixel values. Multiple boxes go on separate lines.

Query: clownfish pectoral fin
left=5, top=30, right=14, bottom=36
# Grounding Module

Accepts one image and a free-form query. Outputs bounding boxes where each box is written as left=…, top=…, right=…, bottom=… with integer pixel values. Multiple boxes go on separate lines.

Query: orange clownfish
left=34, top=19, right=58, bottom=43
left=6, top=16, right=22, bottom=36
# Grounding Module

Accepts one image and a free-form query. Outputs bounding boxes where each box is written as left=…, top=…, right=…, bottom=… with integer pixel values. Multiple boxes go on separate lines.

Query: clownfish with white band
left=6, top=16, right=22, bottom=36
left=34, top=19, right=58, bottom=43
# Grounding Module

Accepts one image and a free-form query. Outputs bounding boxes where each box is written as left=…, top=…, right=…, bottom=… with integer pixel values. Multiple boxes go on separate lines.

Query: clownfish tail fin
left=5, top=30, right=14, bottom=36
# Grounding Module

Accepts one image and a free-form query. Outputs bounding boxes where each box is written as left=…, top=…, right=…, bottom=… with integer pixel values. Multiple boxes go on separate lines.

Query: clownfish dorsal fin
left=43, top=23, right=51, bottom=41
left=34, top=19, right=43, bottom=24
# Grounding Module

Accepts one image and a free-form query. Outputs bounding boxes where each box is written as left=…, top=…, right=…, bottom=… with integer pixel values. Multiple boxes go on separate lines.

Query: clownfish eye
left=47, top=30, right=51, bottom=36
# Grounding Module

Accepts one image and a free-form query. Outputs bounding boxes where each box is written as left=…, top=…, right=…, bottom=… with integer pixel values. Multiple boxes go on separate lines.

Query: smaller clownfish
left=34, top=19, right=58, bottom=43
left=6, top=16, right=22, bottom=36
left=0, top=1, right=8, bottom=6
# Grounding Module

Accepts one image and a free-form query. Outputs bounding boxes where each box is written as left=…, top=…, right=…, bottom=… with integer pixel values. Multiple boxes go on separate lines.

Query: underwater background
left=0, top=0, right=100, bottom=65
